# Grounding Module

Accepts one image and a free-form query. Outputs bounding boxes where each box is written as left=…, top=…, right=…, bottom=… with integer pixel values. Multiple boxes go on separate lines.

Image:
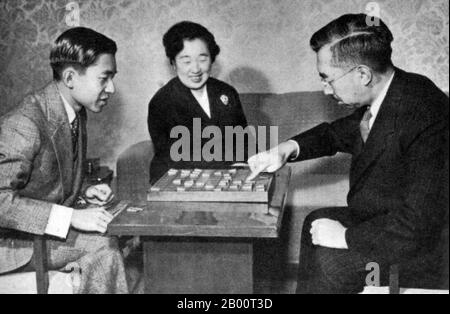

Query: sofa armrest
left=116, top=140, right=154, bottom=201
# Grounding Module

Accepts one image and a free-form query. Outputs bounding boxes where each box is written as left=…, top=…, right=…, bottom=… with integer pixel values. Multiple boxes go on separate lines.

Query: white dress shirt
left=191, top=87, right=211, bottom=118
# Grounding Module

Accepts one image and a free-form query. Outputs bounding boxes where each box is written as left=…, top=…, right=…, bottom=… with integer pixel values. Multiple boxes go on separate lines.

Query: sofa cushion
left=116, top=140, right=153, bottom=201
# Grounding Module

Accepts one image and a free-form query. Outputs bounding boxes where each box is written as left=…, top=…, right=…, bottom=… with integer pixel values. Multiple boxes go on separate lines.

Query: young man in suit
left=248, top=14, right=448, bottom=293
left=0, top=27, right=128, bottom=294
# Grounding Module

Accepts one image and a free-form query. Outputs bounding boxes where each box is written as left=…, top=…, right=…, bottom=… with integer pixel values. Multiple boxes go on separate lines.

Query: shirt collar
left=369, top=71, right=395, bottom=125
left=59, top=92, right=77, bottom=124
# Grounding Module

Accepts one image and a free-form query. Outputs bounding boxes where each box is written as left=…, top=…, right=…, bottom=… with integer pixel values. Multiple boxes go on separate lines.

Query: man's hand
left=247, top=141, right=298, bottom=181
left=71, top=207, right=114, bottom=234
left=84, top=184, right=114, bottom=206
left=310, top=219, right=348, bottom=249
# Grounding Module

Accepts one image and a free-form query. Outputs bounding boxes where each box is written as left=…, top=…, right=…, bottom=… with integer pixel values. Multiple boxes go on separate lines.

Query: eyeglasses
left=320, top=66, right=358, bottom=88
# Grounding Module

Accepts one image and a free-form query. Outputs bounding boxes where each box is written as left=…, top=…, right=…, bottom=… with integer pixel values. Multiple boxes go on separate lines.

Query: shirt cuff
left=287, top=140, right=300, bottom=160
left=45, top=205, right=73, bottom=239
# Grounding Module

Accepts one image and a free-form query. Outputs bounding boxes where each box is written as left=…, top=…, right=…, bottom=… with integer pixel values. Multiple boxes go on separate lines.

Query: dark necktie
left=71, top=115, right=80, bottom=156
left=360, top=107, right=373, bottom=143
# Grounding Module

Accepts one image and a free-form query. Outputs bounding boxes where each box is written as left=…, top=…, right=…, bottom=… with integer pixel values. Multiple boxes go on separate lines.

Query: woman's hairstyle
left=163, top=21, right=220, bottom=64
left=310, top=14, right=394, bottom=73
left=50, top=27, right=117, bottom=80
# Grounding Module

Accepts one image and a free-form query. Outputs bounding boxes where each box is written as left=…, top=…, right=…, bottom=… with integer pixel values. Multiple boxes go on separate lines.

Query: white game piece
left=168, top=169, right=178, bottom=176
left=127, top=207, right=144, bottom=213
left=184, top=180, right=194, bottom=187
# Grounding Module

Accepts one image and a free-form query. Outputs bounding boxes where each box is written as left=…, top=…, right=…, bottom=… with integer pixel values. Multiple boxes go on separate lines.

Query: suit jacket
left=0, top=82, right=87, bottom=273
left=291, top=68, right=449, bottom=264
left=148, top=77, right=249, bottom=183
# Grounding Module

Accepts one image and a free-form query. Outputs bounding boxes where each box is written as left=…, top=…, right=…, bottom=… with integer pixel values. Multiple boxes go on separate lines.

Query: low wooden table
left=109, top=167, right=291, bottom=294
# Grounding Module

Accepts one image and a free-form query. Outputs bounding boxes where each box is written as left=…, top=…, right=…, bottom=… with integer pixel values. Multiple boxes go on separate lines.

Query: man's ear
left=358, top=65, right=373, bottom=86
left=61, top=67, right=77, bottom=89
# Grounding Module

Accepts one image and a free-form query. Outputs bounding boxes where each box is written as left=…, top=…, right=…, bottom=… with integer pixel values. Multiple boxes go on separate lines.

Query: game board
left=147, top=168, right=274, bottom=203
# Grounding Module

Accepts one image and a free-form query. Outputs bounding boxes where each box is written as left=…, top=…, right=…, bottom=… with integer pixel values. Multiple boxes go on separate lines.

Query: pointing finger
left=247, top=164, right=265, bottom=181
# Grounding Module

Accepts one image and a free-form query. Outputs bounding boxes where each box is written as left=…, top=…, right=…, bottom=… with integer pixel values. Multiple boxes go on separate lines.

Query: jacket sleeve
left=148, top=95, right=170, bottom=158
left=290, top=107, right=366, bottom=162
left=0, top=114, right=53, bottom=235
left=147, top=93, right=174, bottom=182
left=345, top=113, right=449, bottom=261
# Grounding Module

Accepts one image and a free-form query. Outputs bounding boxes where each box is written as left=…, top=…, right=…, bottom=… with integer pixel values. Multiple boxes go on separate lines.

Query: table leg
left=143, top=238, right=253, bottom=294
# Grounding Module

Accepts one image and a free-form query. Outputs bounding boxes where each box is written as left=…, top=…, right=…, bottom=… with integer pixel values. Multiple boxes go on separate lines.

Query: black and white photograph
left=0, top=0, right=448, bottom=298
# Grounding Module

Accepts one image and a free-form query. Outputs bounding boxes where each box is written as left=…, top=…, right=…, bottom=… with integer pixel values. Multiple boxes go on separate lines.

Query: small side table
left=109, top=167, right=291, bottom=294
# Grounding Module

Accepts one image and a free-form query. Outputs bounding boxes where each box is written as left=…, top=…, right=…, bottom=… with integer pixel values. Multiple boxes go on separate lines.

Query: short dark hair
left=310, top=14, right=394, bottom=73
left=50, top=27, right=117, bottom=80
left=163, top=21, right=220, bottom=64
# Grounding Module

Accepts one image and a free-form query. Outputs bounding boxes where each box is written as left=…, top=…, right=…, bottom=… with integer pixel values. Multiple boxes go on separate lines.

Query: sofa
left=117, top=91, right=448, bottom=291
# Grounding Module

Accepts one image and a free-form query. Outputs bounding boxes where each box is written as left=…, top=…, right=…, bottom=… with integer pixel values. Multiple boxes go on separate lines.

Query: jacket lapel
left=64, top=109, right=87, bottom=206
left=350, top=69, right=404, bottom=190
left=43, top=82, right=74, bottom=201
left=207, top=79, right=226, bottom=125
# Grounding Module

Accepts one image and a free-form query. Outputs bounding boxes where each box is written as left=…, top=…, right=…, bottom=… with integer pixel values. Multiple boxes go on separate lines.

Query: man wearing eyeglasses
left=248, top=14, right=448, bottom=293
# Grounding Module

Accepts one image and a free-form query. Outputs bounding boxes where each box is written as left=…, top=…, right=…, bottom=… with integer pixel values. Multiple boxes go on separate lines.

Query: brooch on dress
left=220, top=95, right=229, bottom=106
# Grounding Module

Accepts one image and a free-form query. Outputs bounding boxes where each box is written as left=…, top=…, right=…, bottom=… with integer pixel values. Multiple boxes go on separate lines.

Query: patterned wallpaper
left=1, top=0, right=448, bottom=168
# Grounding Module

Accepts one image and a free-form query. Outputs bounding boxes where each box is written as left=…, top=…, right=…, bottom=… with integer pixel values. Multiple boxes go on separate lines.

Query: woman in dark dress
left=148, top=21, right=250, bottom=183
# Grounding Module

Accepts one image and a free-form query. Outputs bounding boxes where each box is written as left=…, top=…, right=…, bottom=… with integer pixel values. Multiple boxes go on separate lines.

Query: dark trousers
left=296, top=207, right=390, bottom=294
